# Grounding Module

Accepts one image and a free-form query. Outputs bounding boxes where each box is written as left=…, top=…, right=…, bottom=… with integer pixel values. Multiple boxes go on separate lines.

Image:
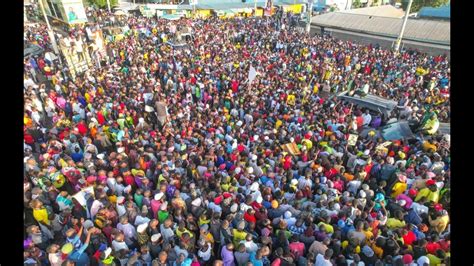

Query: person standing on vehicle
left=362, top=109, right=372, bottom=127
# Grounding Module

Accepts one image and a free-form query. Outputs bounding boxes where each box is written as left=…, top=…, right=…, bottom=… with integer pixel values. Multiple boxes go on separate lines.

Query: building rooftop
left=339, top=5, right=406, bottom=18
left=311, top=10, right=450, bottom=45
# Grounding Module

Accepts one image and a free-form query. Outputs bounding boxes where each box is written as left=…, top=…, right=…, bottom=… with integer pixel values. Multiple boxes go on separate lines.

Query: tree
left=352, top=0, right=362, bottom=8
left=87, top=0, right=119, bottom=9
left=401, top=0, right=449, bottom=13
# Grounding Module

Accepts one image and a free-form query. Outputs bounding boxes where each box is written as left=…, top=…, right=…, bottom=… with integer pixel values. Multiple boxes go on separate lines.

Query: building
left=418, top=4, right=450, bottom=20
left=311, top=5, right=450, bottom=56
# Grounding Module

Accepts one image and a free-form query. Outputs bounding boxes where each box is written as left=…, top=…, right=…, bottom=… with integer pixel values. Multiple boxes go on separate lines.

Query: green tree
left=352, top=0, right=362, bottom=8
left=87, top=0, right=119, bottom=9
left=401, top=0, right=449, bottom=13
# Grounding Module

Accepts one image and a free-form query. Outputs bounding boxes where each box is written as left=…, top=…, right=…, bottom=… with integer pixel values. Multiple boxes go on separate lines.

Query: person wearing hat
left=148, top=233, right=163, bottom=259
left=414, top=179, right=440, bottom=204
left=137, top=222, right=150, bottom=246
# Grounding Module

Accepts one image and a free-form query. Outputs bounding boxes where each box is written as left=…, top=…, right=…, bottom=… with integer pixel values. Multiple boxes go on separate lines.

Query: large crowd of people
left=24, top=9, right=450, bottom=266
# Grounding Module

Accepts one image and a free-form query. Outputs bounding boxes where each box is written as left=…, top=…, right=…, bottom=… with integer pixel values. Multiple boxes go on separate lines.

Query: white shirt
left=314, top=253, right=332, bottom=266
left=243, top=240, right=259, bottom=253
left=362, top=113, right=372, bottom=126
left=117, top=223, right=137, bottom=245
left=198, top=243, right=212, bottom=261
left=48, top=253, right=64, bottom=266
left=411, top=202, right=429, bottom=215
left=112, top=240, right=129, bottom=252
left=134, top=215, right=151, bottom=227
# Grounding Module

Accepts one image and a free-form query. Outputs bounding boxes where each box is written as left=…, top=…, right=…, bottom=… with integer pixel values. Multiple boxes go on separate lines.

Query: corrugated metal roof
left=339, top=5, right=405, bottom=18
left=311, top=12, right=450, bottom=44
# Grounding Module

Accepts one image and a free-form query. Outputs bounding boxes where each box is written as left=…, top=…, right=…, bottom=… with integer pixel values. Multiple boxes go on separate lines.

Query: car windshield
left=381, top=122, right=414, bottom=141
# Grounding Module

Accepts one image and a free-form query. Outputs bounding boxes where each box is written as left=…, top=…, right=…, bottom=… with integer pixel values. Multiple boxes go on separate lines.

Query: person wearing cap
left=415, top=179, right=440, bottom=203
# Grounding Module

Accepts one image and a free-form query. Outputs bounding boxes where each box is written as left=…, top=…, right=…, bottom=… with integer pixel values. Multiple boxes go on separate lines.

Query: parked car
left=337, top=90, right=398, bottom=122
left=24, top=44, right=44, bottom=58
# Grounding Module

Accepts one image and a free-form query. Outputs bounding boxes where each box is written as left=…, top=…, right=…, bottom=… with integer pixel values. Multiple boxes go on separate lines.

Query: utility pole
left=306, top=0, right=313, bottom=33
left=254, top=0, right=257, bottom=15
left=394, top=0, right=413, bottom=53
left=38, top=0, right=62, bottom=65
left=107, top=0, right=111, bottom=12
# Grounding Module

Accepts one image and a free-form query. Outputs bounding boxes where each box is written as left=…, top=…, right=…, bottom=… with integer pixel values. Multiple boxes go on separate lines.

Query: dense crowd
left=24, top=10, right=450, bottom=266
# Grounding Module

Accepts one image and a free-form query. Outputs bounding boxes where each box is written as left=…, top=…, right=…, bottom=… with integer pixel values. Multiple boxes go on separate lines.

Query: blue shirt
left=71, top=152, right=84, bottom=163
left=249, top=252, right=263, bottom=266
left=68, top=242, right=90, bottom=266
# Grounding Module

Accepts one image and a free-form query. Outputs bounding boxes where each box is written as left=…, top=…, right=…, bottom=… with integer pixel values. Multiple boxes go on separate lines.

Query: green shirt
left=158, top=210, right=169, bottom=224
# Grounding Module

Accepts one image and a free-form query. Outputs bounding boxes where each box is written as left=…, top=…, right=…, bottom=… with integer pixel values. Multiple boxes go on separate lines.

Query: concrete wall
left=310, top=25, right=450, bottom=58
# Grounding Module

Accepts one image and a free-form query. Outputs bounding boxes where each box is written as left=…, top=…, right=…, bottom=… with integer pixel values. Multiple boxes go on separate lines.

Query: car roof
left=337, top=91, right=398, bottom=117
left=380, top=121, right=415, bottom=141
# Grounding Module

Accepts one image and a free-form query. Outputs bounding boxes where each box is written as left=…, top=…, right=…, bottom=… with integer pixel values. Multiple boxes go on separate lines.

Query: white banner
left=248, top=66, right=257, bottom=84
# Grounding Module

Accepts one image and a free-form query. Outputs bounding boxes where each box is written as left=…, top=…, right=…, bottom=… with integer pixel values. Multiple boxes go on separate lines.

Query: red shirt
left=97, top=113, right=105, bottom=126
left=24, top=133, right=34, bottom=144
left=244, top=212, right=256, bottom=224
left=426, top=242, right=441, bottom=254
left=289, top=241, right=305, bottom=258
left=77, top=122, right=88, bottom=136
left=402, top=231, right=416, bottom=246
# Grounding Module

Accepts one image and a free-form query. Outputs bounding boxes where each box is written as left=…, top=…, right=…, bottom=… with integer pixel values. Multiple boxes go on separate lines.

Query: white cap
left=359, top=190, right=366, bottom=198
left=291, top=179, right=298, bottom=186
left=117, top=196, right=125, bottom=204
left=160, top=201, right=168, bottom=210
left=137, top=223, right=148, bottom=233
left=192, top=198, right=202, bottom=207
left=250, top=182, right=259, bottom=192
left=151, top=233, right=162, bottom=242
left=256, top=195, right=263, bottom=204
left=247, top=167, right=254, bottom=174
left=398, top=199, right=407, bottom=207
left=154, top=192, right=164, bottom=201
left=117, top=147, right=125, bottom=153
left=236, top=121, right=243, bottom=127
left=253, top=135, right=259, bottom=141
left=235, top=167, right=241, bottom=174
left=251, top=154, right=258, bottom=161
left=104, top=247, right=112, bottom=258
left=230, top=203, right=238, bottom=213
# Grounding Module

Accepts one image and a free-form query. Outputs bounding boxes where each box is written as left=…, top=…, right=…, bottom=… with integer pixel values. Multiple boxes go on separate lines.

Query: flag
left=248, top=66, right=257, bottom=84
left=281, top=142, right=301, bottom=155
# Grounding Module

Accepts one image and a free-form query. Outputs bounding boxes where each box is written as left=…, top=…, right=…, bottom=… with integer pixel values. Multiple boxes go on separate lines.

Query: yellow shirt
left=371, top=243, right=383, bottom=258
left=415, top=187, right=439, bottom=203
left=430, top=215, right=449, bottom=234
left=302, top=139, right=313, bottom=150
left=422, top=141, right=437, bottom=153
left=318, top=222, right=334, bottom=234
left=426, top=254, right=442, bottom=266
left=391, top=182, right=408, bottom=198
left=33, top=208, right=50, bottom=226
left=176, top=228, right=194, bottom=239
left=108, top=195, right=117, bottom=205
left=275, top=120, right=283, bottom=129
left=233, top=229, right=247, bottom=246
left=386, top=218, right=405, bottom=229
